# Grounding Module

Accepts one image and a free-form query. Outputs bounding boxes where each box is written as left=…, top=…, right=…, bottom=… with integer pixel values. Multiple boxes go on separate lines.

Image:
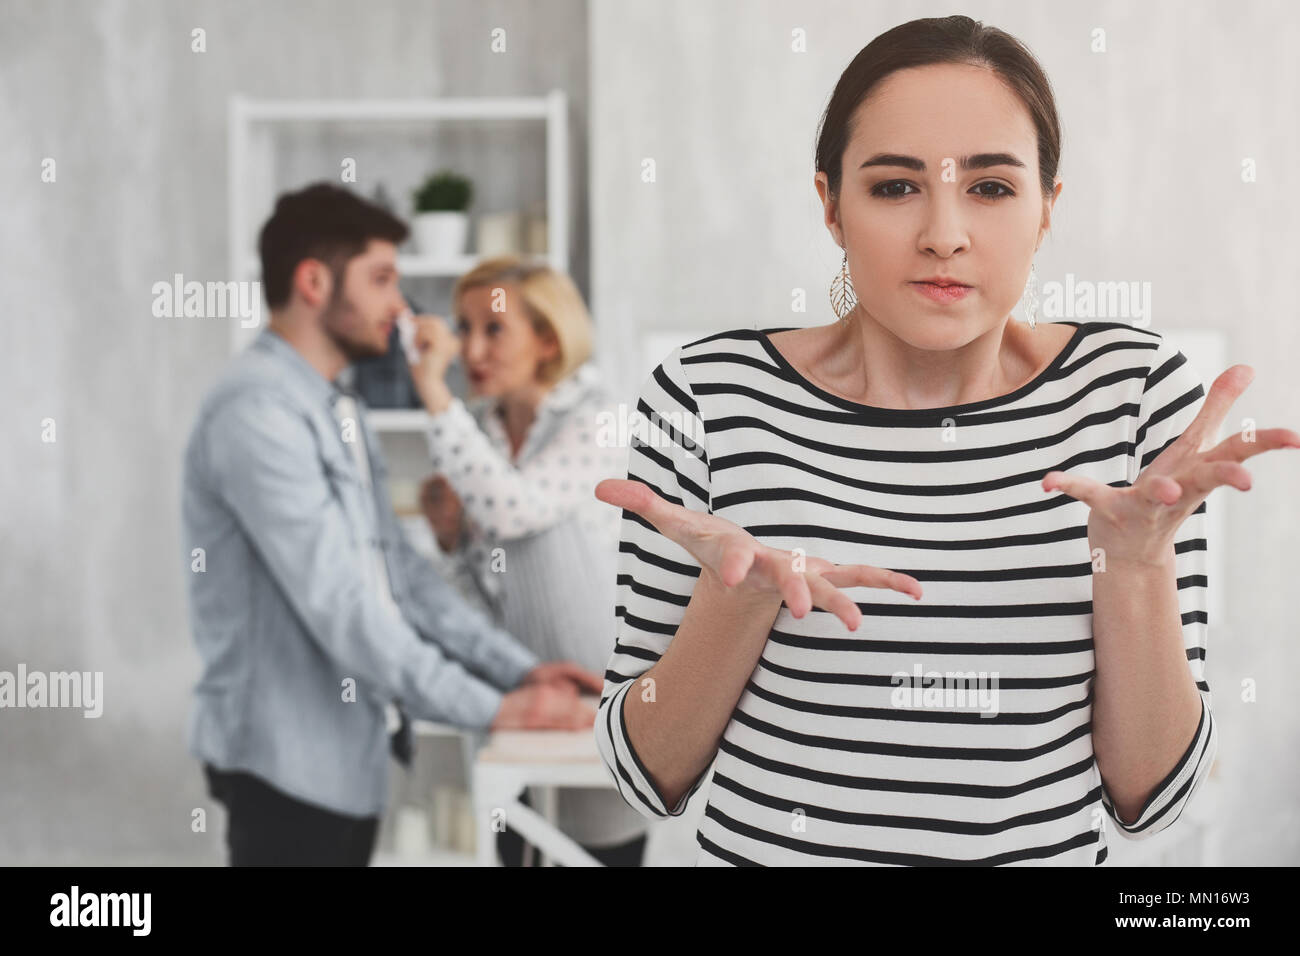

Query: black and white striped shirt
left=594, top=320, right=1217, bottom=866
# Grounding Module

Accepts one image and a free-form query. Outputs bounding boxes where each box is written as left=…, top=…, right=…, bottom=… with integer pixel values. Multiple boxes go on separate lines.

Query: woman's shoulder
left=653, top=325, right=784, bottom=389
left=1064, top=320, right=1198, bottom=381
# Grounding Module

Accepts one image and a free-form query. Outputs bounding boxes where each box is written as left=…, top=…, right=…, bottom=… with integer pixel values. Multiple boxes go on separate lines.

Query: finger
left=1180, top=364, right=1254, bottom=453
left=1042, top=470, right=1112, bottom=509
left=571, top=703, right=597, bottom=730
left=412, top=318, right=438, bottom=348
left=1133, top=472, right=1183, bottom=507
left=821, top=564, right=923, bottom=600
left=717, top=545, right=756, bottom=588
left=1182, top=459, right=1253, bottom=497
left=767, top=553, right=813, bottom=618
left=594, top=478, right=699, bottom=542
left=805, top=573, right=863, bottom=631
left=1201, top=426, right=1300, bottom=464
left=560, top=663, right=604, bottom=694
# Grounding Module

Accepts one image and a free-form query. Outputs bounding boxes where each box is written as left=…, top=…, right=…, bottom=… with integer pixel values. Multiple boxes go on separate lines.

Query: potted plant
left=411, top=170, right=473, bottom=257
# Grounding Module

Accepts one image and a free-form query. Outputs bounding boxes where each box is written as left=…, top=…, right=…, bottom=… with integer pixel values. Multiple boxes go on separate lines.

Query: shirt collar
left=469, top=361, right=603, bottom=423
left=536, top=362, right=602, bottom=416
left=253, top=328, right=347, bottom=409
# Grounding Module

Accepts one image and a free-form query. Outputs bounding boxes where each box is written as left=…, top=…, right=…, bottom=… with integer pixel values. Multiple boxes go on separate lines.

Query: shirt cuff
left=608, top=680, right=707, bottom=817
left=449, top=677, right=507, bottom=731
left=425, top=397, right=476, bottom=457
left=479, top=628, right=542, bottom=690
left=1102, top=695, right=1216, bottom=837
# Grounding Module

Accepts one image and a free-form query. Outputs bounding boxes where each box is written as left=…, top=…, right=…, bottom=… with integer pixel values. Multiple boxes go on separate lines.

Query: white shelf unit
left=365, top=408, right=433, bottom=433
left=226, top=92, right=571, bottom=431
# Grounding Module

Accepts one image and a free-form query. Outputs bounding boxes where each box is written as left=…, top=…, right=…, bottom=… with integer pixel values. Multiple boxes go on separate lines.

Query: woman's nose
left=461, top=333, right=487, bottom=364
left=917, top=190, right=970, bottom=258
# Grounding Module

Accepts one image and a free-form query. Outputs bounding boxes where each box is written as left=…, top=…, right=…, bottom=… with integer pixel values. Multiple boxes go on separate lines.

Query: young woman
left=407, top=255, right=652, bottom=866
left=590, top=16, right=1300, bottom=865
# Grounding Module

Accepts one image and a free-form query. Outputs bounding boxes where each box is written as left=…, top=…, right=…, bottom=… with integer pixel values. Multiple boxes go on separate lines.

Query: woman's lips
left=911, top=282, right=973, bottom=303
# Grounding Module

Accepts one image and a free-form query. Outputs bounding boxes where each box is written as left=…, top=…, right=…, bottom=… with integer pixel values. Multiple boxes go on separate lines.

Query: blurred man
left=181, top=183, right=599, bottom=866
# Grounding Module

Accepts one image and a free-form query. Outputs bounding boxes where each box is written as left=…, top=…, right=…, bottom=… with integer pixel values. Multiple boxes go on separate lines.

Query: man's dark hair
left=257, top=182, right=409, bottom=309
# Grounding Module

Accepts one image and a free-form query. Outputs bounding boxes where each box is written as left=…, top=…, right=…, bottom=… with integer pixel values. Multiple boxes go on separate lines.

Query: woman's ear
left=1037, top=179, right=1064, bottom=248
left=815, top=171, right=844, bottom=247
left=536, top=330, right=562, bottom=382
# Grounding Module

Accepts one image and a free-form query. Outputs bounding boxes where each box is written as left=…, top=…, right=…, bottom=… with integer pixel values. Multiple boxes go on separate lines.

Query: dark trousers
left=495, top=788, right=647, bottom=867
left=204, top=764, right=380, bottom=866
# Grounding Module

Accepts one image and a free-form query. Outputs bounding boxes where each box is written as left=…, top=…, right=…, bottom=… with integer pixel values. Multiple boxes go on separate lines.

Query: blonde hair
left=451, top=255, right=593, bottom=386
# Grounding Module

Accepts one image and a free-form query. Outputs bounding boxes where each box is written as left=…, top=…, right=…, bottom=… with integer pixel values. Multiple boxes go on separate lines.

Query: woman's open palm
left=1043, top=364, right=1300, bottom=565
left=594, top=477, right=922, bottom=631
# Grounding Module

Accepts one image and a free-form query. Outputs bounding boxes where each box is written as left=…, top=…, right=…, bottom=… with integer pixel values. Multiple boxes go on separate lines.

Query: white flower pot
left=413, top=211, right=469, bottom=257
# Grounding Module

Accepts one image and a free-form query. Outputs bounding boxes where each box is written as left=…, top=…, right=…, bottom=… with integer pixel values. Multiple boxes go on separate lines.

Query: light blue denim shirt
left=181, top=328, right=541, bottom=817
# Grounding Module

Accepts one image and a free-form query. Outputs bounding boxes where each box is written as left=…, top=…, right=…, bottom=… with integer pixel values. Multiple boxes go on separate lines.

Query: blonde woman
left=408, top=256, right=651, bottom=866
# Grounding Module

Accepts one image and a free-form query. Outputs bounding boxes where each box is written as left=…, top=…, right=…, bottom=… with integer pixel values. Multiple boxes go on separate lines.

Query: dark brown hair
left=257, top=182, right=409, bottom=309
left=815, top=15, right=1062, bottom=201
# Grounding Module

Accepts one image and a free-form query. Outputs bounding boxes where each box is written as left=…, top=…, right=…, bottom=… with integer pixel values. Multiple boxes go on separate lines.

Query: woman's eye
left=870, top=180, right=1015, bottom=200
left=972, top=181, right=1014, bottom=199
left=487, top=322, right=502, bottom=335
left=871, top=180, right=917, bottom=199
left=456, top=322, right=470, bottom=335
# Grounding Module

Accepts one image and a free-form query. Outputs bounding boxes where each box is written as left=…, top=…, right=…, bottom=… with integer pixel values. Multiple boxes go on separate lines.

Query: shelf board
left=240, top=251, right=548, bottom=279
left=238, top=96, right=553, bottom=123
left=367, top=409, right=431, bottom=432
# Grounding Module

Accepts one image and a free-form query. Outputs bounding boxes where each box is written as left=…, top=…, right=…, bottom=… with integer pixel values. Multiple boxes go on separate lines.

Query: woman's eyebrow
left=858, top=152, right=1026, bottom=172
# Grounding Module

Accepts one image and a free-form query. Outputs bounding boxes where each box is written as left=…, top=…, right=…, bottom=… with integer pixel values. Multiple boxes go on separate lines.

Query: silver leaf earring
left=830, top=248, right=858, bottom=321
left=1022, top=261, right=1039, bottom=330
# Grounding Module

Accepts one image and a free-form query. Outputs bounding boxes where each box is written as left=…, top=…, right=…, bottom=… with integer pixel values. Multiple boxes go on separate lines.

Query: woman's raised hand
left=594, top=477, right=922, bottom=631
left=1043, top=364, right=1300, bottom=567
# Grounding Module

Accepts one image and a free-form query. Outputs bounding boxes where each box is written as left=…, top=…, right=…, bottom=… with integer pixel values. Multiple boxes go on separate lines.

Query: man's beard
left=321, top=289, right=388, bottom=362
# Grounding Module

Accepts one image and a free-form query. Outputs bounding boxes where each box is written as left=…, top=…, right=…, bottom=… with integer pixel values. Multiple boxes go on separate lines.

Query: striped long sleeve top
left=594, top=320, right=1218, bottom=866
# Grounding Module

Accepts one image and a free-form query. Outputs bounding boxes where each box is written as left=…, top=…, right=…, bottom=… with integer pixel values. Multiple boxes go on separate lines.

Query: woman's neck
left=824, top=311, right=1045, bottom=409
left=497, top=381, right=554, bottom=457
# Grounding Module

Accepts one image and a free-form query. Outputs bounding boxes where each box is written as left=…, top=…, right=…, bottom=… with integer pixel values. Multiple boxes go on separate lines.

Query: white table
left=415, top=703, right=617, bottom=867
left=472, top=715, right=618, bottom=867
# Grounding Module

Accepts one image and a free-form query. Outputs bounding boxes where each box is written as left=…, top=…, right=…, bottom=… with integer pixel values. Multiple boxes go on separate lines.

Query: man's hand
left=519, top=661, right=604, bottom=697
left=491, top=682, right=597, bottom=731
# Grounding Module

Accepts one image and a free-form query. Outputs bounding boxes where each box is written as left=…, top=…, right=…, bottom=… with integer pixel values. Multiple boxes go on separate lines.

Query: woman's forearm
left=1090, top=551, right=1204, bottom=823
left=419, top=380, right=454, bottom=415
left=622, top=567, right=784, bottom=809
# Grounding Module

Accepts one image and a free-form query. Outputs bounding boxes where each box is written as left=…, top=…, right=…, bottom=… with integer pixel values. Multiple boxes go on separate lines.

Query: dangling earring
left=830, top=248, right=858, bottom=321
left=1022, top=261, right=1039, bottom=330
